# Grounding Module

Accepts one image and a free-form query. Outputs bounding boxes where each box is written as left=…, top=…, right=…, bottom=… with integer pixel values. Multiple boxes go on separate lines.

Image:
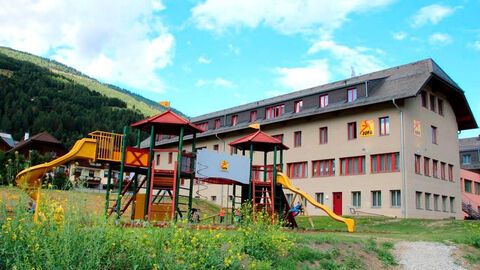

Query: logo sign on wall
left=414, top=120, right=421, bottom=137
left=220, top=160, right=229, bottom=172
left=360, top=120, right=375, bottom=137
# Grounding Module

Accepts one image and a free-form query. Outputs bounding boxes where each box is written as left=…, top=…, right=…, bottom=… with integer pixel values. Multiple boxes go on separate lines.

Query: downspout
left=392, top=99, right=406, bottom=218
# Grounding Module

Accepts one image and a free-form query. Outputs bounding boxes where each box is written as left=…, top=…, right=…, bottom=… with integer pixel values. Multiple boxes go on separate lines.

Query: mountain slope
left=0, top=47, right=166, bottom=117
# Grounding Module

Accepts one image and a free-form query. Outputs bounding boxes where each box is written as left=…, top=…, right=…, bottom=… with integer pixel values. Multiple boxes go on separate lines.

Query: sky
left=0, top=0, right=479, bottom=137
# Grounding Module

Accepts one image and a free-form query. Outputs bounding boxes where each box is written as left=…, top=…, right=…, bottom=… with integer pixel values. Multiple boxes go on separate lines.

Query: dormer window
left=198, top=122, right=208, bottom=131
left=265, top=104, right=285, bottom=119
left=294, top=100, right=303, bottom=113
left=347, top=88, right=357, bottom=102
left=214, top=119, right=220, bottom=129
left=232, top=115, right=238, bottom=126
left=320, top=95, right=328, bottom=108
left=250, top=111, right=257, bottom=122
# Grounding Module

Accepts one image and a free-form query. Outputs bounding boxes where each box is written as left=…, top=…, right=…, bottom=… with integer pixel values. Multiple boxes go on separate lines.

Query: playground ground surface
left=1, top=187, right=480, bottom=269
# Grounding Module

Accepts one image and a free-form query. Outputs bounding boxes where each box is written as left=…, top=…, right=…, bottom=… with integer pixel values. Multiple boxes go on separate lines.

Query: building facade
left=460, top=169, right=480, bottom=219
left=149, top=59, right=476, bottom=219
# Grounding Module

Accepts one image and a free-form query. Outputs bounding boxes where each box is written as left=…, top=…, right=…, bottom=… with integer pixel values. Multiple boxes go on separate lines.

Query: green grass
left=0, top=46, right=166, bottom=117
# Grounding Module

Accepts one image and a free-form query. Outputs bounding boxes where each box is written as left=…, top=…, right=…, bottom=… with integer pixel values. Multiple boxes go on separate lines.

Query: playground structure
left=15, top=110, right=355, bottom=232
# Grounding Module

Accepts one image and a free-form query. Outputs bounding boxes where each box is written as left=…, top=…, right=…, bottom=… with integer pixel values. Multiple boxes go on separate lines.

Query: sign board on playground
left=360, top=120, right=374, bottom=137
left=195, top=149, right=250, bottom=185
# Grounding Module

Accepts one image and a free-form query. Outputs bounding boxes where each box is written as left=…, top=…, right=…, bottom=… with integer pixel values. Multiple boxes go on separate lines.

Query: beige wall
left=154, top=91, right=462, bottom=219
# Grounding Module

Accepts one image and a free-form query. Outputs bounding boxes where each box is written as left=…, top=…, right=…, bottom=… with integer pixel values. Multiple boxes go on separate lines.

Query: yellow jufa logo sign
left=220, top=160, right=229, bottom=172
left=360, top=120, right=375, bottom=137
left=414, top=120, right=421, bottom=137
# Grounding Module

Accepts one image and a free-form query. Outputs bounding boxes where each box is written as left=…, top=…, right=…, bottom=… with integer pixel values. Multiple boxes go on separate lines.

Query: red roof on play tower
left=131, top=109, right=204, bottom=135
left=229, top=130, right=289, bottom=152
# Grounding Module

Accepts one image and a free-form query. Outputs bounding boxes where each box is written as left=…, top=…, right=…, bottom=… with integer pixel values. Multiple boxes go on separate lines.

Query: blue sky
left=1, top=0, right=479, bottom=137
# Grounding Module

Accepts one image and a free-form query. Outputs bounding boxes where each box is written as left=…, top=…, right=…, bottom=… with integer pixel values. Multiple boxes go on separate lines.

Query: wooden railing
left=89, top=131, right=123, bottom=162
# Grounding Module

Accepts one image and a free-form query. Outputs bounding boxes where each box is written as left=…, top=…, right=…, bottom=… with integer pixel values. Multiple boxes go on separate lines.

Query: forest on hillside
left=0, top=53, right=147, bottom=149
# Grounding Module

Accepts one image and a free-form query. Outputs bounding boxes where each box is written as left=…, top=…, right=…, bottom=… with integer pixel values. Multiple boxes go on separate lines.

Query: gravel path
left=394, top=241, right=465, bottom=270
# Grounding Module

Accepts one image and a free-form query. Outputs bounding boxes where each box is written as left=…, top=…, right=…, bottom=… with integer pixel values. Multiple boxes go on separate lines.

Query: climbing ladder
left=251, top=165, right=275, bottom=217
left=107, top=176, right=146, bottom=218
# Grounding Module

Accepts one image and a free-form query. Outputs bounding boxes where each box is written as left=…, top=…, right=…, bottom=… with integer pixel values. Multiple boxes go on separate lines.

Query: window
left=431, top=126, right=437, bottom=144
left=425, top=193, right=431, bottom=210
left=273, top=134, right=283, bottom=143
left=347, top=122, right=357, bottom=140
left=442, top=196, right=447, bottom=212
left=286, top=194, right=293, bottom=204
left=424, top=157, right=430, bottom=176
left=432, top=160, right=438, bottom=178
left=379, top=117, right=390, bottom=136
left=169, top=134, right=175, bottom=139
left=462, top=154, right=472, bottom=165
left=421, top=91, right=427, bottom=108
left=104, top=170, right=109, bottom=178
left=476, top=182, right=480, bottom=195
left=372, top=191, right=381, bottom=207
left=438, top=99, right=444, bottom=116
left=465, top=179, right=472, bottom=193
left=198, top=122, right=208, bottom=131
left=391, top=190, right=401, bottom=207
left=294, top=131, right=302, bottom=147
left=214, top=119, right=220, bottom=129
left=156, top=134, right=163, bottom=141
left=250, top=111, right=257, bottom=122
left=434, top=194, right=439, bottom=211
left=340, top=156, right=365, bottom=175
left=371, top=152, right=400, bottom=173
left=312, top=159, right=335, bottom=177
left=448, top=164, right=453, bottom=181
left=230, top=146, right=236, bottom=155
left=156, top=154, right=160, bottom=166
left=294, top=100, right=303, bottom=113
left=415, top=155, right=421, bottom=174
left=319, top=127, right=328, bottom=144
left=430, top=94, right=436, bottom=112
left=315, top=193, right=324, bottom=204
left=211, top=196, right=217, bottom=202
left=213, top=144, right=219, bottom=151
left=287, top=162, right=308, bottom=178
left=440, top=162, right=446, bottom=180
left=231, top=115, right=238, bottom=126
left=265, top=104, right=285, bottom=119
left=89, top=170, right=95, bottom=177
left=168, top=152, right=173, bottom=164
left=302, top=198, right=308, bottom=208
left=416, top=192, right=422, bottom=209
left=320, top=95, right=328, bottom=108
left=347, top=88, right=357, bottom=102
left=450, top=197, right=455, bottom=213
left=352, top=192, right=361, bottom=208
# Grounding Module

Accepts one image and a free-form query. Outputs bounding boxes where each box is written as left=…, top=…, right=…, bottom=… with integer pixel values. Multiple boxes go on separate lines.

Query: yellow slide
left=15, top=138, right=97, bottom=202
left=276, top=172, right=355, bottom=232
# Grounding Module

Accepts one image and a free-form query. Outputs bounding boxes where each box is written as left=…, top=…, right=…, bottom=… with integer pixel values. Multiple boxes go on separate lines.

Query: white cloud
left=428, top=33, right=452, bottom=46
left=412, top=4, right=457, bottom=27
left=214, top=78, right=234, bottom=87
left=308, top=40, right=385, bottom=77
left=228, top=44, right=240, bottom=55
left=191, top=0, right=394, bottom=35
left=275, top=60, right=330, bottom=90
left=468, top=41, right=480, bottom=50
left=195, top=77, right=235, bottom=88
left=392, top=31, right=407, bottom=40
left=0, top=0, right=173, bottom=94
left=198, top=56, right=211, bottom=64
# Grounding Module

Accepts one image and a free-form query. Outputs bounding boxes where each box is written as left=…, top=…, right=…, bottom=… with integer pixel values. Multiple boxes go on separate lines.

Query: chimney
left=24, top=132, right=29, bottom=141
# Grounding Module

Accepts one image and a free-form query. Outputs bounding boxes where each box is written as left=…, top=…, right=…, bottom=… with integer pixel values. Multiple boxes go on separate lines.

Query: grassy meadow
left=1, top=187, right=480, bottom=269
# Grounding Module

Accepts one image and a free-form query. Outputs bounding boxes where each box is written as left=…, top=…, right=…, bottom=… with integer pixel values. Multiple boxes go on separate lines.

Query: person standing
left=219, top=208, right=225, bottom=223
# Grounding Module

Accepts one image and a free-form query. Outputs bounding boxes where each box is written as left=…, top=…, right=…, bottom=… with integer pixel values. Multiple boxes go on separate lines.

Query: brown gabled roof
left=8, top=132, right=63, bottom=153
left=229, top=130, right=289, bottom=152
left=131, top=109, right=203, bottom=135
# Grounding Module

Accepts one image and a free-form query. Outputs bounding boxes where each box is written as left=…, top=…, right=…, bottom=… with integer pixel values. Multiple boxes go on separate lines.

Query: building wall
left=460, top=169, right=480, bottom=218
left=153, top=88, right=462, bottom=219
left=403, top=86, right=462, bottom=219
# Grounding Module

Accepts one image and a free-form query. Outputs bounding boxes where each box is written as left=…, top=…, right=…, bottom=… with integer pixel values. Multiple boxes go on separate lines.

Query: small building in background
left=460, top=168, right=480, bottom=219
left=8, top=131, right=66, bottom=158
left=459, top=136, right=480, bottom=173
left=0, top=132, right=15, bottom=151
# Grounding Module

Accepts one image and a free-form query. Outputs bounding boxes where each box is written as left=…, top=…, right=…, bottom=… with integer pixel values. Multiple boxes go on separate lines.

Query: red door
left=333, top=192, right=342, bottom=215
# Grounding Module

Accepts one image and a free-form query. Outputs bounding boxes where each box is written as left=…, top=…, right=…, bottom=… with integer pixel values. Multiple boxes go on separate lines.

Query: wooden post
left=144, top=125, right=155, bottom=220
left=174, top=127, right=184, bottom=221
left=116, top=126, right=128, bottom=220
left=188, top=133, right=196, bottom=221
left=248, top=144, right=253, bottom=201
left=104, top=164, right=112, bottom=216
